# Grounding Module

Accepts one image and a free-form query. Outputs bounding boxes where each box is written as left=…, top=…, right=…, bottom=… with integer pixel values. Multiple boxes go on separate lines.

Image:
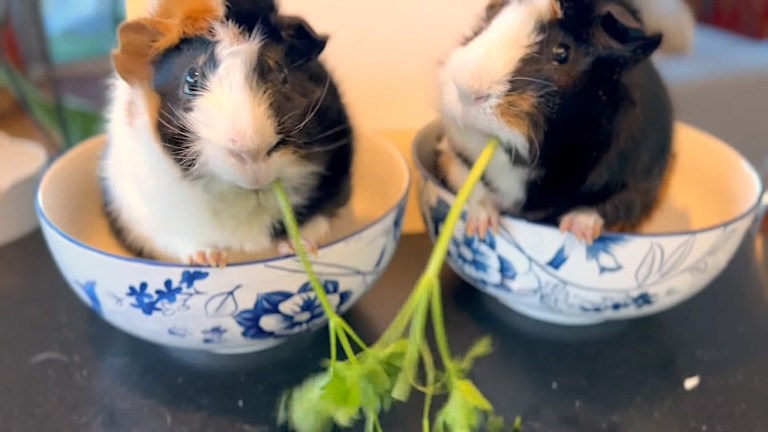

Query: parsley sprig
left=274, top=138, right=521, bottom=431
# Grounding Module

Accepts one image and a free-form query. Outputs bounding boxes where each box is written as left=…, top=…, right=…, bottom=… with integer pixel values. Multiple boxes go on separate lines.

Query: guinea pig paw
left=559, top=209, right=604, bottom=245
left=277, top=239, right=320, bottom=257
left=465, top=202, right=500, bottom=240
left=188, top=250, right=229, bottom=268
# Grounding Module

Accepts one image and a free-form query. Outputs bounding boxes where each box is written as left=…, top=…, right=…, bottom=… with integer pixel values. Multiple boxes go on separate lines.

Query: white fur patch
left=436, top=0, right=555, bottom=212
left=438, top=0, right=555, bottom=160
left=184, top=23, right=283, bottom=190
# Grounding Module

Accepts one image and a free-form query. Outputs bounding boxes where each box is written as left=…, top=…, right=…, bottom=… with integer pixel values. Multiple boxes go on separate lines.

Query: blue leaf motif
left=659, top=236, right=695, bottom=277
left=547, top=245, right=569, bottom=270
left=635, top=243, right=664, bottom=286
left=594, top=251, right=622, bottom=274
left=205, top=285, right=242, bottom=318
left=499, top=256, right=517, bottom=280
left=77, top=281, right=103, bottom=316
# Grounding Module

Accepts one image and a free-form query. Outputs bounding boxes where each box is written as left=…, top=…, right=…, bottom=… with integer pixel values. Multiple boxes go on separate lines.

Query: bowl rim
left=412, top=119, right=767, bottom=239
left=35, top=130, right=411, bottom=268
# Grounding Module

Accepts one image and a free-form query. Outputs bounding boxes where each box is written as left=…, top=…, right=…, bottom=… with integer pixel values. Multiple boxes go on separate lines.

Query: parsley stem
left=430, top=279, right=457, bottom=382
left=273, top=181, right=338, bottom=328
left=392, top=289, right=430, bottom=401
left=420, top=341, right=436, bottom=432
left=423, top=137, right=500, bottom=279
left=335, top=322, right=358, bottom=363
left=376, top=280, right=423, bottom=347
left=337, top=319, right=369, bottom=350
left=329, top=318, right=338, bottom=365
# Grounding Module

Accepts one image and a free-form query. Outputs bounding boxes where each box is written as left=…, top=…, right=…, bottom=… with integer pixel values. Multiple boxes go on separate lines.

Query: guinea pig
left=100, top=0, right=354, bottom=266
left=436, top=0, right=673, bottom=244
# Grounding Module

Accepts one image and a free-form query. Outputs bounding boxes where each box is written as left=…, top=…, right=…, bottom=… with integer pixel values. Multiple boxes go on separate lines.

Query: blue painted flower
left=128, top=282, right=152, bottom=303
left=202, top=326, right=227, bottom=344
left=586, top=236, right=626, bottom=274
left=155, top=279, right=183, bottom=303
left=632, top=293, right=654, bottom=308
left=547, top=235, right=626, bottom=274
left=234, top=280, right=352, bottom=339
left=126, top=271, right=209, bottom=316
left=180, top=270, right=209, bottom=290
left=448, top=232, right=516, bottom=291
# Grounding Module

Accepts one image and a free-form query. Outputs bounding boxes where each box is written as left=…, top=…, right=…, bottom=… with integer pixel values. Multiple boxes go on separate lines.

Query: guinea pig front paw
left=276, top=239, right=320, bottom=257
left=559, top=209, right=604, bottom=245
left=465, top=200, right=500, bottom=240
left=187, top=250, right=229, bottom=268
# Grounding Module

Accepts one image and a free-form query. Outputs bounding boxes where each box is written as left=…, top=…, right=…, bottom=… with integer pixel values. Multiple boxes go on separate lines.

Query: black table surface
left=2, top=228, right=768, bottom=432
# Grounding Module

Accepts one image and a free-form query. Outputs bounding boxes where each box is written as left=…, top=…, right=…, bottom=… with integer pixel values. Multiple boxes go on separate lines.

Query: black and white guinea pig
left=436, top=0, right=673, bottom=243
left=101, top=0, right=353, bottom=266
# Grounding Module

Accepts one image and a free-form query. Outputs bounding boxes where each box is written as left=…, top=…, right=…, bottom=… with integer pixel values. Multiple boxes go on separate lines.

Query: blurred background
left=0, top=0, right=765, bottom=233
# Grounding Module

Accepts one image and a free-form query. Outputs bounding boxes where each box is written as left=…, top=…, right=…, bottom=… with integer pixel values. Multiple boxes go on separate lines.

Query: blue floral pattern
left=234, top=280, right=352, bottom=339
left=126, top=270, right=209, bottom=316
left=448, top=233, right=517, bottom=291
left=424, top=194, right=745, bottom=319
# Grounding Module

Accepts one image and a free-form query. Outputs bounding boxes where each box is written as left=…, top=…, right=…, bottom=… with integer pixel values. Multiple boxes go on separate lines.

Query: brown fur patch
left=495, top=91, right=542, bottom=148
left=111, top=0, right=225, bottom=86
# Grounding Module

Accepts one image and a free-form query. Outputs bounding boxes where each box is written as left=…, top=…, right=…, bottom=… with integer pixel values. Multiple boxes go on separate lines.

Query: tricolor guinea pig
left=436, top=0, right=674, bottom=243
left=100, top=0, right=353, bottom=266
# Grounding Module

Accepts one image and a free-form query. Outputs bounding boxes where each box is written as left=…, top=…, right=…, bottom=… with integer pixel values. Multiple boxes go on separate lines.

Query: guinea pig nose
left=472, top=94, right=491, bottom=104
left=228, top=149, right=249, bottom=165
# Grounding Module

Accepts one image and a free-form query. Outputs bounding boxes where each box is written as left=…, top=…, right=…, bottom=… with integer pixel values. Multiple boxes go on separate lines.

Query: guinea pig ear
left=276, top=16, right=329, bottom=67
left=151, top=0, right=225, bottom=34
left=111, top=18, right=179, bottom=86
left=597, top=8, right=663, bottom=65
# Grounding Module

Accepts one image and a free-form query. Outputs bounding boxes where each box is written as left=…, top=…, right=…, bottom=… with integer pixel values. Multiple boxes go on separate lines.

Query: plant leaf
left=456, top=379, right=493, bottom=411
left=460, top=336, right=493, bottom=372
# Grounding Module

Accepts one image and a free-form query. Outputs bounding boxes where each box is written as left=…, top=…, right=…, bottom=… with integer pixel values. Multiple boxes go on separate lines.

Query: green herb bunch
left=273, top=138, right=521, bottom=431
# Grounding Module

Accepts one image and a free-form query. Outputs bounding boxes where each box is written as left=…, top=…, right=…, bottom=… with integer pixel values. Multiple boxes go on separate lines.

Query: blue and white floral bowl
left=414, top=120, right=766, bottom=326
left=36, top=132, right=409, bottom=354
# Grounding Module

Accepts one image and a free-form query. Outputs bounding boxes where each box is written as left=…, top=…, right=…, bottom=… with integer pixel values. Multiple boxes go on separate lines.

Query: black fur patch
left=152, top=37, right=217, bottom=173
left=510, top=0, right=672, bottom=229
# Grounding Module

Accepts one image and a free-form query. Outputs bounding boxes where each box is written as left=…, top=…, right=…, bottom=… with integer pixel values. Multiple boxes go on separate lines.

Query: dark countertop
left=1, top=229, right=767, bottom=432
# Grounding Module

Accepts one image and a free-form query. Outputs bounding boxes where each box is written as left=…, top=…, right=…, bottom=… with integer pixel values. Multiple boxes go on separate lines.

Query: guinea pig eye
left=258, top=56, right=289, bottom=86
left=183, top=66, right=200, bottom=96
left=552, top=44, right=570, bottom=65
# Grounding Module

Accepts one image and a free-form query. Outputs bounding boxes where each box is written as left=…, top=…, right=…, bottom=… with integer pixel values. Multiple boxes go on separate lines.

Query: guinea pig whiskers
left=284, top=123, right=351, bottom=144
left=158, top=111, right=193, bottom=138
left=289, top=77, right=331, bottom=136
left=293, top=137, right=352, bottom=154
left=508, top=76, right=557, bottom=90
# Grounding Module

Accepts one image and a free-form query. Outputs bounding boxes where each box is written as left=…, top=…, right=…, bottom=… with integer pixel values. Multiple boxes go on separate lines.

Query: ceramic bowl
left=37, top=132, right=409, bottom=354
left=414, top=120, right=766, bottom=326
